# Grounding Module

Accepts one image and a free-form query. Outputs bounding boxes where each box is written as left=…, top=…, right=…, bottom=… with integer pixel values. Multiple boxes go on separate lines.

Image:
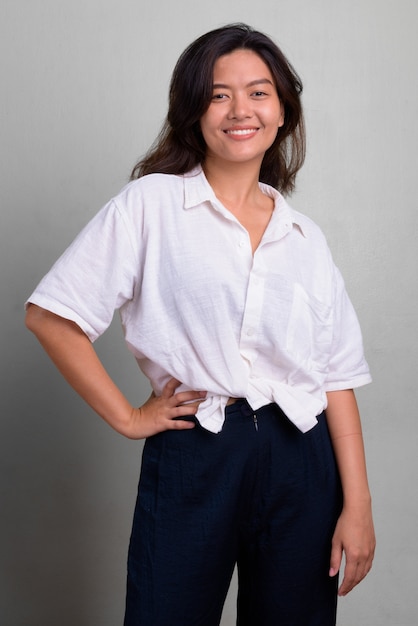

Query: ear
left=278, top=102, right=285, bottom=128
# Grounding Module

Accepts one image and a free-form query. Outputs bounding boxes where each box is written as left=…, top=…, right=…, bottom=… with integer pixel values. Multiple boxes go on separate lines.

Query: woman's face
left=200, top=49, right=284, bottom=169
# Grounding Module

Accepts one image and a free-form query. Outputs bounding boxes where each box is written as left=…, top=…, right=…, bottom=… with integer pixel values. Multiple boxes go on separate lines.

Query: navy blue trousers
left=124, top=401, right=342, bottom=625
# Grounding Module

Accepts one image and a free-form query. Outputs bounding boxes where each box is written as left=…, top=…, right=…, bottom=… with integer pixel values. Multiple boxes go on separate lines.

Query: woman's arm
left=325, top=389, right=375, bottom=596
left=25, top=305, right=205, bottom=439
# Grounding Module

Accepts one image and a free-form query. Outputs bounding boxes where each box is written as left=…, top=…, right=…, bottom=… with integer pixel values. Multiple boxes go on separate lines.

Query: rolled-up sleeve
left=26, top=199, right=139, bottom=342
left=324, top=265, right=372, bottom=391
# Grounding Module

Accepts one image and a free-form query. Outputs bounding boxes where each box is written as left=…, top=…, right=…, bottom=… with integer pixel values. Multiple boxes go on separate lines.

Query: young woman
left=25, top=23, right=375, bottom=626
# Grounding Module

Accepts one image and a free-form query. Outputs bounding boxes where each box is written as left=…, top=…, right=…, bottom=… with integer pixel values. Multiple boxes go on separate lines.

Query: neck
left=203, top=157, right=263, bottom=207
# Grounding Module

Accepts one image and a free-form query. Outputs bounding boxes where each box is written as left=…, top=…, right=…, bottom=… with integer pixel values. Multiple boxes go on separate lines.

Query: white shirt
left=27, top=167, right=371, bottom=433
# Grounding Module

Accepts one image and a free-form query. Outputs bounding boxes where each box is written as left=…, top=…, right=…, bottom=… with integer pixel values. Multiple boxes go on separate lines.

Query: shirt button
left=246, top=328, right=254, bottom=337
left=239, top=240, right=246, bottom=247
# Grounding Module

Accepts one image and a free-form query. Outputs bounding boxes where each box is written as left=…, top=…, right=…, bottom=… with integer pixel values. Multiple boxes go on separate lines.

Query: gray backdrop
left=1, top=0, right=417, bottom=624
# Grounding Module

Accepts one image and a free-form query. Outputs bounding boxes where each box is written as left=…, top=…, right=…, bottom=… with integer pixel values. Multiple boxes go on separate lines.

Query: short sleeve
left=324, top=265, right=372, bottom=391
left=26, top=199, right=139, bottom=342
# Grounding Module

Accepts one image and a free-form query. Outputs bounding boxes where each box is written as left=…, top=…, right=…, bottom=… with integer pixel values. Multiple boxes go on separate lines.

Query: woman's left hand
left=329, top=501, right=376, bottom=596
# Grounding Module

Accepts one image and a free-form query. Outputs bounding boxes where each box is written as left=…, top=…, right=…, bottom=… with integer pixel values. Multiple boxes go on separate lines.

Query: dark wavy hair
left=131, top=23, right=305, bottom=194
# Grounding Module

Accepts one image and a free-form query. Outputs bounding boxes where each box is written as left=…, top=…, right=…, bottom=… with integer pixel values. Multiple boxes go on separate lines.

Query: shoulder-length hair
left=131, top=23, right=305, bottom=194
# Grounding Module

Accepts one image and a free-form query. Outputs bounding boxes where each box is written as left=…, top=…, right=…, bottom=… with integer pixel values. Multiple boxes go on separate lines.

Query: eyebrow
left=212, top=78, right=274, bottom=89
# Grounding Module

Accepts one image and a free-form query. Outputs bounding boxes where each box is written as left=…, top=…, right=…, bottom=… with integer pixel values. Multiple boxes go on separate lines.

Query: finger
left=168, top=400, right=205, bottom=418
left=161, top=377, right=182, bottom=398
left=329, top=542, right=342, bottom=579
left=168, top=418, right=196, bottom=430
left=338, top=542, right=375, bottom=596
left=174, top=389, right=207, bottom=405
left=338, top=572, right=357, bottom=596
left=338, top=558, right=362, bottom=596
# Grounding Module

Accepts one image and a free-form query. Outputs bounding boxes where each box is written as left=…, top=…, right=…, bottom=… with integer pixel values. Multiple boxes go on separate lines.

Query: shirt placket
left=239, top=244, right=266, bottom=372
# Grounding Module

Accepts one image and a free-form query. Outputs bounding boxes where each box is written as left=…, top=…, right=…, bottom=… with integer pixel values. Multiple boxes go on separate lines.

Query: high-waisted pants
left=124, top=400, right=343, bottom=626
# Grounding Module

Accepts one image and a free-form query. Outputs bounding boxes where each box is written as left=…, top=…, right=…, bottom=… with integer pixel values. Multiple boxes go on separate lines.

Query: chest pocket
left=286, top=282, right=333, bottom=370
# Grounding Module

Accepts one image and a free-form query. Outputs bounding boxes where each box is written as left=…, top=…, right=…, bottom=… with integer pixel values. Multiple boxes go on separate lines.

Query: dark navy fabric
left=124, top=401, right=342, bottom=625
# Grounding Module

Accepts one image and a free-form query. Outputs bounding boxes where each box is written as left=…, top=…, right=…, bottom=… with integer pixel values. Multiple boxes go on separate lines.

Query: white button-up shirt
left=27, top=167, right=371, bottom=433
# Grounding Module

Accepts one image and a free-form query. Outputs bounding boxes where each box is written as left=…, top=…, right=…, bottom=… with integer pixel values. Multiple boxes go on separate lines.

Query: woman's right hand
left=124, top=377, right=207, bottom=440
left=25, top=306, right=205, bottom=441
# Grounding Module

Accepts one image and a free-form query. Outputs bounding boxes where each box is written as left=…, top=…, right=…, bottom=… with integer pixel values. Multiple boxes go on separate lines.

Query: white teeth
left=225, top=129, right=257, bottom=136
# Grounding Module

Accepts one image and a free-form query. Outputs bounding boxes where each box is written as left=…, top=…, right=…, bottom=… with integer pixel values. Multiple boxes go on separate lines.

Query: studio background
left=1, top=1, right=417, bottom=624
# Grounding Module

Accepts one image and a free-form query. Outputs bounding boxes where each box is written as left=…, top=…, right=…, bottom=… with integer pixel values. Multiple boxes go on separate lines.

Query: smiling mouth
left=224, top=128, right=259, bottom=136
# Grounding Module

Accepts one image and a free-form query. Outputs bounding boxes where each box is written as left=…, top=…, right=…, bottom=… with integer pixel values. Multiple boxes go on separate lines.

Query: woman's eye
left=252, top=91, right=267, bottom=97
left=212, top=93, right=227, bottom=100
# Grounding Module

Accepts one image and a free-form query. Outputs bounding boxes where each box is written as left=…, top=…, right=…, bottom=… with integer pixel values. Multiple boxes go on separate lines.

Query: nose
left=227, top=94, right=252, bottom=120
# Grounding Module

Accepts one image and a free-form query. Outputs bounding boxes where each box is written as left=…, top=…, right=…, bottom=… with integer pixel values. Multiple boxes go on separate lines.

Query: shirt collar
left=183, top=166, right=307, bottom=239
left=183, top=166, right=217, bottom=208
